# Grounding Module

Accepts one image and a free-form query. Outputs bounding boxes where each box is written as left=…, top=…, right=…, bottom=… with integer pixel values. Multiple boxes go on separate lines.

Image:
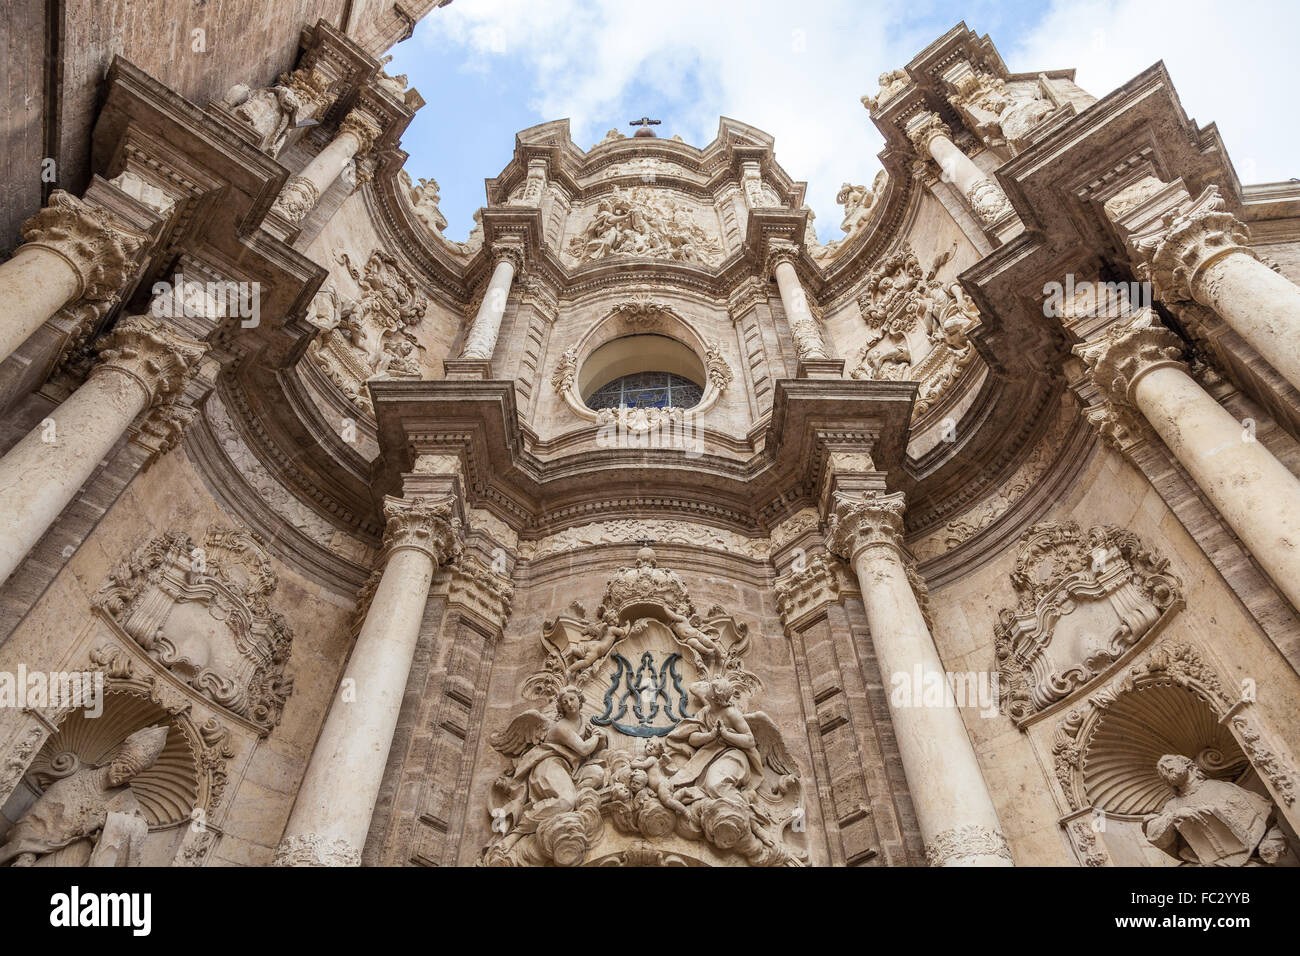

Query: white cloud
left=1011, top=0, right=1299, bottom=185
left=414, top=1, right=1298, bottom=241
left=416, top=0, right=914, bottom=241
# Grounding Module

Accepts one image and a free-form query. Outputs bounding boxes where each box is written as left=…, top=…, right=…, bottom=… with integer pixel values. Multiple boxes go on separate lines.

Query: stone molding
left=923, top=824, right=1013, bottom=866
left=273, top=832, right=361, bottom=867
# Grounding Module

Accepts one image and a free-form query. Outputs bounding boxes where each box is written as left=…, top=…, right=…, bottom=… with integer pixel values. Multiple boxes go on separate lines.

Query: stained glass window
left=585, top=371, right=704, bottom=410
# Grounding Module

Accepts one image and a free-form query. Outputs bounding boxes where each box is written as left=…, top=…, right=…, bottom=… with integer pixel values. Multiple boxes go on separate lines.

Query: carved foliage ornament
left=94, top=526, right=295, bottom=732
left=305, top=249, right=428, bottom=412
left=994, top=522, right=1183, bottom=724
left=20, top=191, right=148, bottom=303
left=485, top=548, right=805, bottom=867
left=1073, top=307, right=1184, bottom=408
left=95, top=316, right=209, bottom=408
left=1127, top=185, right=1255, bottom=303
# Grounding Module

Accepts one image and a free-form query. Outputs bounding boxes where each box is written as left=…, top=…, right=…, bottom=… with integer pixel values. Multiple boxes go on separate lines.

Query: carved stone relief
left=850, top=242, right=981, bottom=419
left=807, top=171, right=887, bottom=265
left=483, top=548, right=806, bottom=866
left=565, top=186, right=723, bottom=266
left=994, top=522, right=1182, bottom=724
left=305, top=249, right=428, bottom=412
left=94, top=526, right=294, bottom=733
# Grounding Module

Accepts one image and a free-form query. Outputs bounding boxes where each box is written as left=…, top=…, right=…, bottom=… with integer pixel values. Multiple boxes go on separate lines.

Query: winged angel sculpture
left=483, top=547, right=806, bottom=866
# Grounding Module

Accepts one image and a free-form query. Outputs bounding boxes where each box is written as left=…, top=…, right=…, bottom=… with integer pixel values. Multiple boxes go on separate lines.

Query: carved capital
left=273, top=833, right=361, bottom=867
left=19, top=190, right=149, bottom=302
left=381, top=494, right=462, bottom=566
left=923, top=824, right=1012, bottom=866
left=825, top=490, right=907, bottom=562
left=764, top=238, right=802, bottom=278
left=773, top=552, right=843, bottom=629
left=1127, top=185, right=1255, bottom=303
left=93, top=316, right=209, bottom=407
left=338, top=108, right=384, bottom=157
left=967, top=177, right=1013, bottom=226
left=490, top=240, right=526, bottom=274
left=1073, top=308, right=1185, bottom=408
left=278, top=65, right=336, bottom=116
left=448, top=555, right=515, bottom=636
left=271, top=176, right=320, bottom=223
left=906, top=111, right=952, bottom=156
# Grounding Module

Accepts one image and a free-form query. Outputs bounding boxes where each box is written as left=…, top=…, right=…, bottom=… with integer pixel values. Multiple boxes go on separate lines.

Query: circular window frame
left=553, top=299, right=730, bottom=426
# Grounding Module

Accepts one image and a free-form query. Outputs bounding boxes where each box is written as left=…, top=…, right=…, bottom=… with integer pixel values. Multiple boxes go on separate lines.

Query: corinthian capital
left=338, top=108, right=384, bottom=157
left=490, top=240, right=526, bottom=273
left=906, top=111, right=952, bottom=156
left=381, top=494, right=463, bottom=566
left=825, top=490, right=907, bottom=561
left=19, top=191, right=149, bottom=302
left=1127, top=185, right=1255, bottom=303
left=1073, top=308, right=1185, bottom=407
left=93, top=316, right=209, bottom=407
left=764, top=238, right=802, bottom=278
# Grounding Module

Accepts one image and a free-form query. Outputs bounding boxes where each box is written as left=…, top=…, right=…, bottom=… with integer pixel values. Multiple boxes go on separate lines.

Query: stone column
left=271, top=108, right=382, bottom=223
left=0, top=191, right=146, bottom=365
left=275, top=495, right=461, bottom=867
left=0, top=316, right=207, bottom=585
left=827, top=491, right=1012, bottom=866
left=767, top=240, right=842, bottom=378
left=907, top=111, right=1012, bottom=227
left=1126, top=185, right=1300, bottom=395
left=444, top=243, right=523, bottom=379
left=1077, top=308, right=1300, bottom=614
left=461, top=245, right=521, bottom=360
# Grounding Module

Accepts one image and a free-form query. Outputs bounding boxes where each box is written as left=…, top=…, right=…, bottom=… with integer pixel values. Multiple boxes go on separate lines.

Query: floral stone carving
left=850, top=242, right=981, bottom=419
left=484, top=548, right=806, bottom=867
left=995, top=522, right=1182, bottom=724
left=305, top=249, right=427, bottom=412
left=94, top=525, right=294, bottom=732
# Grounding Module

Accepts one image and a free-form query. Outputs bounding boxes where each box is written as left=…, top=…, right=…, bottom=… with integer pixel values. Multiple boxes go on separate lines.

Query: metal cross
left=629, top=117, right=661, bottom=130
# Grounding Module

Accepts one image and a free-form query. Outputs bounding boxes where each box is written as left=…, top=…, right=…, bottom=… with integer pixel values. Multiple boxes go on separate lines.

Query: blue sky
left=387, top=0, right=1299, bottom=243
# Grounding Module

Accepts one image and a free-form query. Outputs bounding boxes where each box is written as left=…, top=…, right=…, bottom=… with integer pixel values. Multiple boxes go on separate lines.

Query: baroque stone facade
left=0, top=11, right=1298, bottom=876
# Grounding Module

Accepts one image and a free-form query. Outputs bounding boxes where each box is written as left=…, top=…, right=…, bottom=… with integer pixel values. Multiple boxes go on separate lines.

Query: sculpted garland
left=483, top=548, right=806, bottom=867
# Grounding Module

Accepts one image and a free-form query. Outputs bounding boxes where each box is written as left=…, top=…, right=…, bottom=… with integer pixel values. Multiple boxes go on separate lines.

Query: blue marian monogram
left=592, top=651, right=690, bottom=737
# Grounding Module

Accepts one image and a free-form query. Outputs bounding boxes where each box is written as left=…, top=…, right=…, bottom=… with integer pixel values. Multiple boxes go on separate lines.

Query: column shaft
left=1133, top=362, right=1300, bottom=612
left=850, top=545, right=1012, bottom=866
left=460, top=257, right=516, bottom=360
left=0, top=369, right=148, bottom=584
left=277, top=546, right=434, bottom=865
left=0, top=245, right=84, bottom=364
left=1194, top=252, right=1300, bottom=393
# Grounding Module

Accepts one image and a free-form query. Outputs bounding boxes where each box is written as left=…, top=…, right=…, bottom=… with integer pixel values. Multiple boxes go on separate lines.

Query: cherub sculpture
left=484, top=686, right=608, bottom=866
left=560, top=606, right=630, bottom=680
left=630, top=738, right=688, bottom=815
left=663, top=603, right=723, bottom=666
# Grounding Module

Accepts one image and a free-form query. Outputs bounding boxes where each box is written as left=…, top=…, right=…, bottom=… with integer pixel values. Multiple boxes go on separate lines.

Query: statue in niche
left=1144, top=754, right=1289, bottom=866
left=484, top=686, right=608, bottom=867
left=0, top=726, right=169, bottom=867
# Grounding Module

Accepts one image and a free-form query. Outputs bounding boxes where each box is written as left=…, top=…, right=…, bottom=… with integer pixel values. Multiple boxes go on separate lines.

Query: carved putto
left=305, top=249, right=427, bottom=412
left=850, top=242, right=980, bottom=418
left=566, top=186, right=722, bottom=266
left=94, top=525, right=295, bottom=732
left=994, top=522, right=1182, bottom=724
left=485, top=548, right=805, bottom=867
left=808, top=170, right=887, bottom=264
